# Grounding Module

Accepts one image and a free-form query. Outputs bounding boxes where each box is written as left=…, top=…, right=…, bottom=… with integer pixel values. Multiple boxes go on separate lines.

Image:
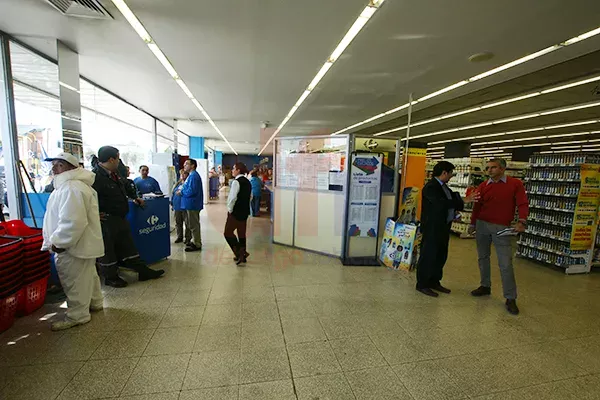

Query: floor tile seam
left=32, top=359, right=87, bottom=400
left=273, top=287, right=301, bottom=400
left=344, top=366, right=418, bottom=400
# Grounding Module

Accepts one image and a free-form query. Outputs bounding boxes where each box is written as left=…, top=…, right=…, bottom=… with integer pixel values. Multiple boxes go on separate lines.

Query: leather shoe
left=471, top=286, right=491, bottom=297
left=432, top=284, right=451, bottom=294
left=174, top=238, right=183, bottom=244
left=506, top=299, right=519, bottom=315
left=139, top=269, right=165, bottom=281
left=105, top=277, right=128, bottom=288
left=233, top=252, right=250, bottom=262
left=416, top=288, right=439, bottom=297
left=185, top=244, right=202, bottom=252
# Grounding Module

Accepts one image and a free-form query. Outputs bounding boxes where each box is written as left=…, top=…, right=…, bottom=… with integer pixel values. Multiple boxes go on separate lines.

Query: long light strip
left=428, top=119, right=600, bottom=145
left=371, top=74, right=600, bottom=137
left=257, top=0, right=386, bottom=155
left=401, top=101, right=600, bottom=142
left=111, top=0, right=237, bottom=154
left=330, top=25, right=600, bottom=136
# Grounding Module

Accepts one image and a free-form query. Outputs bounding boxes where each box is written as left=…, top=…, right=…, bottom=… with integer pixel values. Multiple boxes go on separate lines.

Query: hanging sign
left=347, top=154, right=383, bottom=238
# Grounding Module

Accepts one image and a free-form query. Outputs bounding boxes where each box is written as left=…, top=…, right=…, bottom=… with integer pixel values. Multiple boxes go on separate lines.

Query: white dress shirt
left=227, top=175, right=243, bottom=213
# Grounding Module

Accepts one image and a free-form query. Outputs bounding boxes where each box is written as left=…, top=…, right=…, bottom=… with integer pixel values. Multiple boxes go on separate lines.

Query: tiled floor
left=1, top=198, right=600, bottom=399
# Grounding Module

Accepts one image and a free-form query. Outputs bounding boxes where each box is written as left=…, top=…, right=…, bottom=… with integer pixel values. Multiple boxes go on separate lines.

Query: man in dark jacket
left=92, top=146, right=164, bottom=288
left=416, top=161, right=478, bottom=297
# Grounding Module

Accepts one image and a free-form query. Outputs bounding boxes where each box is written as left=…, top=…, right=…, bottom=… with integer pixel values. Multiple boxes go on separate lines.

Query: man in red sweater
left=468, top=158, right=529, bottom=315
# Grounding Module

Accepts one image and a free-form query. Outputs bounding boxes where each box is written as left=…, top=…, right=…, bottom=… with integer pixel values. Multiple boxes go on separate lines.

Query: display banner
left=570, top=164, right=600, bottom=250
left=379, top=218, right=417, bottom=270
left=347, top=153, right=383, bottom=237
left=398, top=187, right=420, bottom=224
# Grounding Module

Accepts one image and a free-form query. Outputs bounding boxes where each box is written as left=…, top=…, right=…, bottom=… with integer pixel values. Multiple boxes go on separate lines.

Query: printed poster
left=379, top=218, right=418, bottom=270
left=398, top=187, right=420, bottom=224
left=570, top=164, right=600, bottom=250
left=347, top=154, right=383, bottom=238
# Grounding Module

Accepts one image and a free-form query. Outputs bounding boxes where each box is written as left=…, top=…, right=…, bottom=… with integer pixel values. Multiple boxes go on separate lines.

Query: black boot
left=102, top=264, right=128, bottom=288
left=124, top=256, right=165, bottom=281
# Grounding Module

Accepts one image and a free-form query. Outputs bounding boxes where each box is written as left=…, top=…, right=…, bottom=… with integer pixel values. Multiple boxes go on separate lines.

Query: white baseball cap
left=44, top=152, right=80, bottom=167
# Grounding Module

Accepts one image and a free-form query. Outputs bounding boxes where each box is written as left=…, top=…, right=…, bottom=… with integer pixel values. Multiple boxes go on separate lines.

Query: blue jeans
left=250, top=196, right=261, bottom=216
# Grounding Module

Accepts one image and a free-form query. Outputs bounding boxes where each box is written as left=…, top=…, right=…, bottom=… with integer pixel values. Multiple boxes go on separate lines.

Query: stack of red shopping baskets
left=0, top=236, right=24, bottom=332
left=0, top=220, right=51, bottom=332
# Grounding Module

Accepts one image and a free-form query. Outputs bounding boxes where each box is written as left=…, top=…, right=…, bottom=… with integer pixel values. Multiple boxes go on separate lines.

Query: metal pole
left=0, top=35, right=23, bottom=219
left=401, top=93, right=413, bottom=192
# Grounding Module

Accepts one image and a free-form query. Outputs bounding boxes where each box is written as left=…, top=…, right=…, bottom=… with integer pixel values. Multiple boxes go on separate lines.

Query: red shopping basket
left=0, top=221, right=43, bottom=243
left=0, top=289, right=19, bottom=332
left=16, top=273, right=49, bottom=316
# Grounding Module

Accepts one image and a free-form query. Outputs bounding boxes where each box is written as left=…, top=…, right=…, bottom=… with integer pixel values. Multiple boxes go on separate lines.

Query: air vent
left=43, top=0, right=113, bottom=19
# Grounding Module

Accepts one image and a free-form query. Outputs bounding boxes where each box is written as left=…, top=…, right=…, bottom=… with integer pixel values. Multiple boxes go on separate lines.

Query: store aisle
left=1, top=199, right=600, bottom=400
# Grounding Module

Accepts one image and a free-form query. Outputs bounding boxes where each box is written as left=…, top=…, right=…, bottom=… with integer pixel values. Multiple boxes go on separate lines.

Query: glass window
left=80, top=79, right=154, bottom=171
left=10, top=42, right=62, bottom=193
left=81, top=108, right=152, bottom=170
left=178, top=131, right=189, bottom=155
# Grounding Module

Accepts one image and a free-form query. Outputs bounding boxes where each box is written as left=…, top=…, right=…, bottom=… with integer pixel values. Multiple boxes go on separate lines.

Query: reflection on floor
left=1, top=199, right=600, bottom=400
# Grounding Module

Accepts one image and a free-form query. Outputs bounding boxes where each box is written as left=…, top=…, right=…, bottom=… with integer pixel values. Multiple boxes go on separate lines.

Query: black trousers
left=416, top=223, right=451, bottom=289
left=97, top=215, right=148, bottom=279
left=224, top=213, right=248, bottom=256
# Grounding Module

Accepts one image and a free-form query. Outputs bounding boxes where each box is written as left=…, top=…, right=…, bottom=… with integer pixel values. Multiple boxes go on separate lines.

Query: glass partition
left=10, top=42, right=62, bottom=192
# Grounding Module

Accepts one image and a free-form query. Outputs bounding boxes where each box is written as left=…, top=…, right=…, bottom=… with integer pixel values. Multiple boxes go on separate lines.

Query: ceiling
left=1, top=0, right=600, bottom=154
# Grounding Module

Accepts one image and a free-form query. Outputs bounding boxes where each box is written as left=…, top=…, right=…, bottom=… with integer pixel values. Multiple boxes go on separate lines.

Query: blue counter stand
left=20, top=193, right=50, bottom=228
left=126, top=197, right=171, bottom=265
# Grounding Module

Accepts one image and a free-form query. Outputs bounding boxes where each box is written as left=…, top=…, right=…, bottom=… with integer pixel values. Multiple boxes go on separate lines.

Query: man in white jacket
left=42, top=152, right=105, bottom=331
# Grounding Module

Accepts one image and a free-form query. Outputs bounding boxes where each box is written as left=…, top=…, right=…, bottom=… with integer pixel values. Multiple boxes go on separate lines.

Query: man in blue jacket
left=176, top=158, right=203, bottom=252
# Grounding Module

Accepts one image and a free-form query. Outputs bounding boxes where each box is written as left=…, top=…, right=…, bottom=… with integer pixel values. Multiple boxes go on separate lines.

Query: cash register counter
left=21, top=193, right=171, bottom=265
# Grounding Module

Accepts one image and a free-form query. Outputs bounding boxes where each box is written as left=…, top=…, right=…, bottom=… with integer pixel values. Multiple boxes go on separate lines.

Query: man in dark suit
left=416, top=161, right=478, bottom=297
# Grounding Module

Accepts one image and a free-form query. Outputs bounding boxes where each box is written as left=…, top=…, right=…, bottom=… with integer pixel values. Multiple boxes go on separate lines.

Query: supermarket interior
left=1, top=0, right=600, bottom=399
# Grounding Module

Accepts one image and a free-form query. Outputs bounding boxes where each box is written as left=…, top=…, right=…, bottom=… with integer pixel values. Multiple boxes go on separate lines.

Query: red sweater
left=470, top=176, right=529, bottom=227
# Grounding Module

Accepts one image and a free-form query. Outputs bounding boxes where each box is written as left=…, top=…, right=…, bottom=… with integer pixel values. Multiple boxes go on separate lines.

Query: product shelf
left=526, top=191, right=579, bottom=198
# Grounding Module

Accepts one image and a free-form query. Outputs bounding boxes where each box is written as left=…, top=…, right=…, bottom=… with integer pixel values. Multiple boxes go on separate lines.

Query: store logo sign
left=353, top=156, right=379, bottom=175
left=140, top=215, right=167, bottom=235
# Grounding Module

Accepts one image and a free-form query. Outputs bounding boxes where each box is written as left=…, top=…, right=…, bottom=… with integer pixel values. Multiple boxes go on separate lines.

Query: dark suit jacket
left=420, top=178, right=464, bottom=234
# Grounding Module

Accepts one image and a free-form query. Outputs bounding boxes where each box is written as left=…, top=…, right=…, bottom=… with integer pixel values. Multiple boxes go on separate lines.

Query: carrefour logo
left=139, top=215, right=167, bottom=235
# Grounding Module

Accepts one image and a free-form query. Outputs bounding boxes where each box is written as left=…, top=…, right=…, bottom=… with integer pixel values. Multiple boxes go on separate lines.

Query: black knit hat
left=97, top=146, right=119, bottom=163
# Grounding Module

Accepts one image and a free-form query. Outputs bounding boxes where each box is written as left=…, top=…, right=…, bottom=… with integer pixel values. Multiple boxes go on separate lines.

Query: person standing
left=177, top=159, right=203, bottom=252
left=416, top=161, right=478, bottom=297
left=134, top=165, right=162, bottom=195
left=41, top=152, right=105, bottom=330
left=225, top=162, right=251, bottom=265
left=172, top=169, right=191, bottom=244
left=249, top=171, right=262, bottom=217
left=469, top=158, right=528, bottom=315
left=93, top=146, right=164, bottom=287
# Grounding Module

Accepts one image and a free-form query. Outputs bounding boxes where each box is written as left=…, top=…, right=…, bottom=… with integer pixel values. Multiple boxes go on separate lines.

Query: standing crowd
left=41, top=147, right=253, bottom=331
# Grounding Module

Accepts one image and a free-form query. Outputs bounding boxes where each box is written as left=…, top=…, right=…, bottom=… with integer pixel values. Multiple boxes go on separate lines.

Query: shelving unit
left=517, top=153, right=600, bottom=274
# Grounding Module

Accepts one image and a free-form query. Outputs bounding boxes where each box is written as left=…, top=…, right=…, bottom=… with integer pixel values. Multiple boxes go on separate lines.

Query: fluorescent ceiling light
left=332, top=25, right=600, bottom=135
left=111, top=0, right=152, bottom=42
left=147, top=43, right=178, bottom=79
left=416, top=80, right=469, bottom=102
left=175, top=79, right=194, bottom=99
left=403, top=102, right=600, bottom=141
left=541, top=75, right=600, bottom=93
left=258, top=0, right=385, bottom=155
left=111, top=0, right=237, bottom=154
